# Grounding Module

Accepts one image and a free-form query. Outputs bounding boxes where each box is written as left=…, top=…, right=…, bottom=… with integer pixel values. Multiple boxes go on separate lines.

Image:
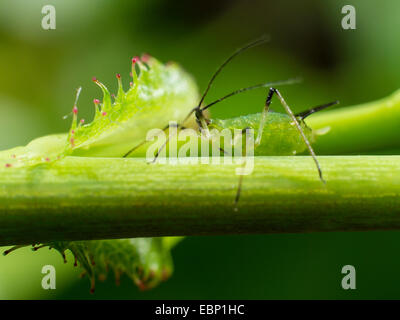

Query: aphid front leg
left=123, top=124, right=171, bottom=158
left=150, top=123, right=181, bottom=163
left=124, top=122, right=191, bottom=161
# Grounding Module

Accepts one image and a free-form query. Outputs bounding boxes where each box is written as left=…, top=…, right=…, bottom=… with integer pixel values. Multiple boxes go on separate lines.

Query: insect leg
left=269, top=88, right=325, bottom=183
left=123, top=124, right=171, bottom=158
left=235, top=88, right=327, bottom=208
left=124, top=122, right=191, bottom=159
left=254, top=89, right=274, bottom=146
left=123, top=139, right=149, bottom=158
left=150, top=123, right=180, bottom=163
left=235, top=89, right=275, bottom=207
left=234, top=127, right=252, bottom=209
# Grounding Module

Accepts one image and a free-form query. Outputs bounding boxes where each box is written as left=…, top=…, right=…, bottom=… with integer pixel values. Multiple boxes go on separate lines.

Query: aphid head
left=194, top=108, right=205, bottom=128
left=194, top=108, right=203, bottom=120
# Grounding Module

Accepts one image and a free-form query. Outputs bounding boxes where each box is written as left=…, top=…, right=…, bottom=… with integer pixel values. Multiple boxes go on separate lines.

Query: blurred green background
left=1, top=0, right=400, bottom=299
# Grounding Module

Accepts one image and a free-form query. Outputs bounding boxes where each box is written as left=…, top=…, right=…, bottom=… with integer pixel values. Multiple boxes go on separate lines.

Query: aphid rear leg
left=235, top=88, right=326, bottom=209
left=269, top=88, right=325, bottom=183
left=254, top=89, right=274, bottom=146
left=234, top=127, right=253, bottom=209
left=235, top=90, right=274, bottom=208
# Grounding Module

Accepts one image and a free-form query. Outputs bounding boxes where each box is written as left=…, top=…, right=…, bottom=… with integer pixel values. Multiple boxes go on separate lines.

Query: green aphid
left=209, top=112, right=312, bottom=156
left=132, top=37, right=338, bottom=205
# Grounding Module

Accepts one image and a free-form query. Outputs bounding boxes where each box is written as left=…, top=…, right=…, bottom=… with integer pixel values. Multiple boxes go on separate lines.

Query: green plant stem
left=306, top=89, right=400, bottom=154
left=1, top=156, right=400, bottom=246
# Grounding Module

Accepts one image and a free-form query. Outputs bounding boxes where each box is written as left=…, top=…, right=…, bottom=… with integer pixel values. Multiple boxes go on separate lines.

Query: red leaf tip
left=141, top=53, right=151, bottom=62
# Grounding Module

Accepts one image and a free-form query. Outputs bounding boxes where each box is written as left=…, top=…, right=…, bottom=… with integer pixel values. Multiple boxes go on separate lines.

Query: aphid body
left=209, top=112, right=313, bottom=156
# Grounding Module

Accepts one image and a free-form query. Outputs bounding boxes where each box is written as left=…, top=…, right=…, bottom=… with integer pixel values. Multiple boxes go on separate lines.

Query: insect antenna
left=131, top=36, right=271, bottom=161
left=201, top=77, right=302, bottom=112
left=180, top=36, right=271, bottom=127
left=197, top=35, right=270, bottom=109
left=295, top=100, right=339, bottom=120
